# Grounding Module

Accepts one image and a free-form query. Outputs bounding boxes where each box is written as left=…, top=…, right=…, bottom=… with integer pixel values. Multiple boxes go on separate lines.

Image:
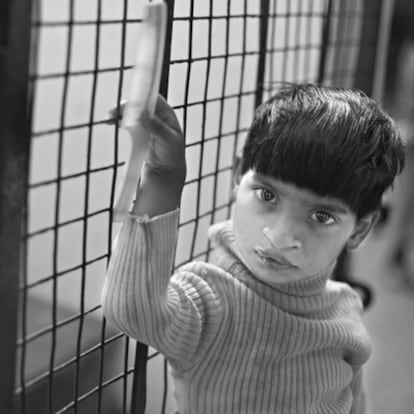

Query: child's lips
left=255, top=247, right=297, bottom=268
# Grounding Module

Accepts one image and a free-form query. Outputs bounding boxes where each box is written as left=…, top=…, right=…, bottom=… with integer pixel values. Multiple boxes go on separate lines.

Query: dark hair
left=240, top=83, right=406, bottom=218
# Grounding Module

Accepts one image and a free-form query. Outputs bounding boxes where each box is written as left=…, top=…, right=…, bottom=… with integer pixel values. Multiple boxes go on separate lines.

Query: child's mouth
left=254, top=248, right=296, bottom=269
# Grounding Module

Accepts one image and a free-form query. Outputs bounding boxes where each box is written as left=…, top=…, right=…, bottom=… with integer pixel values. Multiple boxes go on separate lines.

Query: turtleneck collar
left=208, top=220, right=337, bottom=316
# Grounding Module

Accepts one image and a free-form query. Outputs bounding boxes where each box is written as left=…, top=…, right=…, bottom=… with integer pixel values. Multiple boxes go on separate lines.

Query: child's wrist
left=142, top=163, right=186, bottom=188
left=131, top=166, right=185, bottom=217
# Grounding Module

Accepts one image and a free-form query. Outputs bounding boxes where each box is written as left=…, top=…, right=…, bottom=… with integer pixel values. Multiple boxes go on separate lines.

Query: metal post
left=353, top=0, right=384, bottom=95
left=255, top=0, right=271, bottom=108
left=0, top=0, right=33, bottom=412
left=317, top=0, right=333, bottom=84
left=372, top=0, right=395, bottom=103
left=331, top=0, right=386, bottom=307
left=130, top=1, right=175, bottom=413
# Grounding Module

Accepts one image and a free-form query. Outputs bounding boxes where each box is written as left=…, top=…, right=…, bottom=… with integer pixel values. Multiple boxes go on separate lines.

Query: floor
left=351, top=209, right=414, bottom=414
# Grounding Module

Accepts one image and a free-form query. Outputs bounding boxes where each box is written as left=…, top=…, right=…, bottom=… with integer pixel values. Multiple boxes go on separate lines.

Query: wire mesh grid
left=14, top=0, right=379, bottom=413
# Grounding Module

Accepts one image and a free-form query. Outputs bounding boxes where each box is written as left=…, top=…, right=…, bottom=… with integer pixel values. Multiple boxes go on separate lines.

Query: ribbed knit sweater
left=102, top=210, right=372, bottom=414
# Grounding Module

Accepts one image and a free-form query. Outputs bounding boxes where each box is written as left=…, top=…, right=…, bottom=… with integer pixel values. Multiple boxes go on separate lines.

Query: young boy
left=102, top=84, right=405, bottom=413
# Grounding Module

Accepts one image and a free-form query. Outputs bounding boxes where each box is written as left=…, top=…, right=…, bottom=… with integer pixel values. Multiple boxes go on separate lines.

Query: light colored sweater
left=102, top=210, right=372, bottom=414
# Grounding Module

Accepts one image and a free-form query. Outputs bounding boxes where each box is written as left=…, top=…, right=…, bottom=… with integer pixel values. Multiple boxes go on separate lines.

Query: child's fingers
left=141, top=113, right=181, bottom=143
left=105, top=97, right=182, bottom=144
left=144, top=113, right=186, bottom=172
left=153, top=95, right=182, bottom=133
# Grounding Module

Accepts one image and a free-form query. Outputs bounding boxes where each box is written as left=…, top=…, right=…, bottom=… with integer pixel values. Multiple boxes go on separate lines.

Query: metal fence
left=1, top=0, right=385, bottom=413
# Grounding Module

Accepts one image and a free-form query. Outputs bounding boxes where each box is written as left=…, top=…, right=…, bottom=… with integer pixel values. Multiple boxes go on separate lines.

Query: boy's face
left=232, top=170, right=376, bottom=285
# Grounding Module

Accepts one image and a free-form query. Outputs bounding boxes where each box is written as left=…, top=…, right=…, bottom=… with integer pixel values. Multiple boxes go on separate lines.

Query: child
left=102, top=84, right=405, bottom=413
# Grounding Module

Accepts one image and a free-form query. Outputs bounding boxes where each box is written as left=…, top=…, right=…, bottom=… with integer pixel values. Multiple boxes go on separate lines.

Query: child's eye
left=254, top=188, right=276, bottom=203
left=311, top=210, right=336, bottom=225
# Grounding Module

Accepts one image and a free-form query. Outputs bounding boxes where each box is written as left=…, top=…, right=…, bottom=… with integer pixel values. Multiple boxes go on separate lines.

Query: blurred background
left=1, top=0, right=413, bottom=413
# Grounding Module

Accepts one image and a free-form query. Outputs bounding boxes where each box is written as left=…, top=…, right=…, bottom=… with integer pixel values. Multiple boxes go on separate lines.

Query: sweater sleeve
left=101, top=210, right=221, bottom=369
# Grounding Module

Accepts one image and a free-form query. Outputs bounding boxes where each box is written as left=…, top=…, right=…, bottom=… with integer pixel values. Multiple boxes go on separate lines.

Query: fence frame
left=0, top=0, right=389, bottom=412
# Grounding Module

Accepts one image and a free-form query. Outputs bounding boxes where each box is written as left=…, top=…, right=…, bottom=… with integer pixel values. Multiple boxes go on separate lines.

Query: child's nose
left=262, top=219, right=302, bottom=250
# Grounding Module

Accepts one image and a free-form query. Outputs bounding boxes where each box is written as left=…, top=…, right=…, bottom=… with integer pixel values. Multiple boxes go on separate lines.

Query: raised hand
left=109, top=96, right=186, bottom=218
left=140, top=95, right=186, bottom=179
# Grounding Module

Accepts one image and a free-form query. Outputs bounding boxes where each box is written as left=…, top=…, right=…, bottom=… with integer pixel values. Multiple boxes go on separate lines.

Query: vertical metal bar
left=331, top=1, right=384, bottom=294
left=0, top=0, right=33, bottom=413
left=201, top=0, right=215, bottom=247
left=187, top=0, right=199, bottom=261
left=130, top=1, right=175, bottom=413
left=266, top=0, right=276, bottom=87
left=159, top=0, right=176, bottom=99
left=255, top=0, right=271, bottom=108
left=130, top=342, right=149, bottom=414
left=317, top=0, right=333, bottom=84
left=372, top=0, right=395, bottom=102
left=328, top=0, right=349, bottom=86
left=160, top=2, right=175, bottom=413
left=353, top=0, right=383, bottom=95
left=107, top=2, right=130, bottom=414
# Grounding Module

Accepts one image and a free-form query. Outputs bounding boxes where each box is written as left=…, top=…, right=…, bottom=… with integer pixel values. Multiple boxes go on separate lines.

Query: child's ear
left=231, top=154, right=242, bottom=202
left=346, top=210, right=380, bottom=249
left=232, top=154, right=242, bottom=185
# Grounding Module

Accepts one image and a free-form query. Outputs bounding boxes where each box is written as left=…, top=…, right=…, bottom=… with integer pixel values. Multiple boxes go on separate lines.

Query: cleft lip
left=255, top=247, right=297, bottom=268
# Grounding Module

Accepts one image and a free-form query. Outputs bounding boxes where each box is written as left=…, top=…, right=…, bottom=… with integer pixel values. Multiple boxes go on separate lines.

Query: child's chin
left=255, top=270, right=296, bottom=286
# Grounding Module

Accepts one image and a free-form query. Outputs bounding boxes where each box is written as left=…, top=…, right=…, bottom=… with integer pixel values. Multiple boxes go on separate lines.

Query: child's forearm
left=103, top=208, right=181, bottom=349
left=131, top=166, right=185, bottom=217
